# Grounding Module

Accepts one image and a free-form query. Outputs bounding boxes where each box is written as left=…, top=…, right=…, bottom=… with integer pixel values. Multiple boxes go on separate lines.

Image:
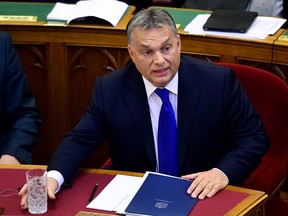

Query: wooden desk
left=272, top=29, right=288, bottom=82
left=1, top=3, right=287, bottom=167
left=0, top=164, right=267, bottom=216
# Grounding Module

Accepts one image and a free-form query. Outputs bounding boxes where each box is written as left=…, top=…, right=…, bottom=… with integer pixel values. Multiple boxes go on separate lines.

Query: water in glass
left=26, top=169, right=47, bottom=214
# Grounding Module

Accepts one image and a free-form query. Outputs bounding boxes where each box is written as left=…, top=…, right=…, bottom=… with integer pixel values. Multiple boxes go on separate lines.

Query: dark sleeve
left=0, top=32, right=41, bottom=163
left=215, top=69, right=270, bottom=185
left=182, top=0, right=250, bottom=10
left=282, top=0, right=288, bottom=27
left=47, top=77, right=107, bottom=181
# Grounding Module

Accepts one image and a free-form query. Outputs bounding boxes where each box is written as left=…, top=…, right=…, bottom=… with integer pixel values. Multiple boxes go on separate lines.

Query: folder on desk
left=124, top=172, right=198, bottom=216
left=203, top=9, right=258, bottom=33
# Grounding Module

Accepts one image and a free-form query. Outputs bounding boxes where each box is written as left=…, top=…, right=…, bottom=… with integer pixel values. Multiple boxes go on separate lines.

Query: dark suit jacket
left=0, top=32, right=41, bottom=163
left=283, top=0, right=288, bottom=28
left=182, top=0, right=250, bottom=10
left=48, top=55, right=269, bottom=186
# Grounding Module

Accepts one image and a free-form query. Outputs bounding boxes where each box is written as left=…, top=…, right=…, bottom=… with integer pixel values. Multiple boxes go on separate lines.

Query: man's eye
left=162, top=46, right=170, bottom=52
left=143, top=51, right=151, bottom=55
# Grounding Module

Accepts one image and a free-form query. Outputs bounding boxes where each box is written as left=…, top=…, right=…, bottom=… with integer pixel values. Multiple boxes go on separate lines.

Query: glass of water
left=26, top=169, right=47, bottom=214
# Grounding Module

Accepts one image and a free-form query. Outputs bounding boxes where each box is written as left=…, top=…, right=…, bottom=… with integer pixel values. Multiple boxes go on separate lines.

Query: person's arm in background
left=282, top=0, right=288, bottom=28
left=0, top=32, right=41, bottom=164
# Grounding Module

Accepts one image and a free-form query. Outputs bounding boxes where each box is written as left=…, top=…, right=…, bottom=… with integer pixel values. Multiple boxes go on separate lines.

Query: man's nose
left=153, top=52, right=165, bottom=65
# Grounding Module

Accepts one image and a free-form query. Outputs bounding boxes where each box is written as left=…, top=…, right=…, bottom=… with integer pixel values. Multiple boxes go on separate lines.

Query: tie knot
left=155, top=88, right=169, bottom=103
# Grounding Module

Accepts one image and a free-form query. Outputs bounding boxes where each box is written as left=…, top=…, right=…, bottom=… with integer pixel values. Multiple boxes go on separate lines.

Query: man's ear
left=177, top=34, right=181, bottom=50
left=128, top=44, right=134, bottom=62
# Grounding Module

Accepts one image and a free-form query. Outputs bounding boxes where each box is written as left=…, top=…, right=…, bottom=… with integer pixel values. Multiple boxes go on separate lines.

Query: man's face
left=128, top=26, right=181, bottom=87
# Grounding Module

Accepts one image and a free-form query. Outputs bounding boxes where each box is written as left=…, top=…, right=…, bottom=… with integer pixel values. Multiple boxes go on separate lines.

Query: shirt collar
left=143, top=72, right=179, bottom=98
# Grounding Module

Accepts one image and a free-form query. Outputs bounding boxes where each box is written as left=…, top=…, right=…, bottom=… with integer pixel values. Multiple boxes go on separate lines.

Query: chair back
left=216, top=62, right=288, bottom=194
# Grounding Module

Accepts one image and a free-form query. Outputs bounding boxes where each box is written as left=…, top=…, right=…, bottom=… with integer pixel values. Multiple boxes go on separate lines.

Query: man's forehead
left=133, top=27, right=172, bottom=45
left=136, top=36, right=171, bottom=48
left=133, top=25, right=170, bottom=34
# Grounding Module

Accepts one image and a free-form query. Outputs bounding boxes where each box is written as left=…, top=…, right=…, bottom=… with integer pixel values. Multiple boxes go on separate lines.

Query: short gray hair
left=126, top=8, right=178, bottom=45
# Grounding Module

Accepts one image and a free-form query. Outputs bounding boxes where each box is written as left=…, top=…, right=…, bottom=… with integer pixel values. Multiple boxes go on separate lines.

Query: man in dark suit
left=283, top=0, right=288, bottom=27
left=182, top=0, right=250, bottom=10
left=182, top=0, right=287, bottom=21
left=0, top=32, right=41, bottom=164
left=20, top=8, right=269, bottom=208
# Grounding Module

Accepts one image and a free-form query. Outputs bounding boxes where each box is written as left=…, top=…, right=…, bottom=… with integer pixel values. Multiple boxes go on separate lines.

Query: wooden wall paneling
left=14, top=43, right=50, bottom=164
left=182, top=52, right=221, bottom=63
left=272, top=37, right=288, bottom=84
left=67, top=46, right=130, bottom=128
left=47, top=42, right=69, bottom=161
left=180, top=34, right=274, bottom=64
left=67, top=45, right=131, bottom=168
left=236, top=59, right=288, bottom=84
left=271, top=64, right=288, bottom=84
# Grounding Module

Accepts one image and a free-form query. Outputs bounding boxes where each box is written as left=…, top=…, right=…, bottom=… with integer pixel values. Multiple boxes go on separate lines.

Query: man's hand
left=0, top=155, right=20, bottom=164
left=182, top=168, right=229, bottom=200
left=19, top=177, right=58, bottom=209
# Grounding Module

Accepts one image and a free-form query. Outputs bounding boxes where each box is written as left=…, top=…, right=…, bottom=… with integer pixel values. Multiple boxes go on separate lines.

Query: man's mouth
left=154, top=68, right=168, bottom=73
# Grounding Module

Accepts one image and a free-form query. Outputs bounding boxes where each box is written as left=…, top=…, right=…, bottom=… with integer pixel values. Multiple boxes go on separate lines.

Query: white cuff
left=47, top=170, right=64, bottom=193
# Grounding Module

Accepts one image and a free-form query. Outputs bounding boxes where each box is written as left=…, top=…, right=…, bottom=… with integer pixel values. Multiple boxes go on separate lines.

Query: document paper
left=86, top=174, right=143, bottom=212
left=47, top=0, right=128, bottom=26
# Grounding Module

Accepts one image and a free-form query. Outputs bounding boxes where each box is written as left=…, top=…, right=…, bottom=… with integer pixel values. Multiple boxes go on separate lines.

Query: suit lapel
left=177, top=61, right=201, bottom=169
left=123, top=67, right=157, bottom=167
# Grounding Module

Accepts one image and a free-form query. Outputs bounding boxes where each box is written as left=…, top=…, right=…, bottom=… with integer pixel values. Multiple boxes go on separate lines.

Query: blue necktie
left=155, top=88, right=178, bottom=176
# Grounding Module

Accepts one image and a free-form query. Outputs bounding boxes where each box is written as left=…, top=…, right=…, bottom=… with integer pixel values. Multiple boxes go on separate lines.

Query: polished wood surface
left=1, top=4, right=287, bottom=168
left=0, top=164, right=267, bottom=216
left=272, top=29, right=288, bottom=82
